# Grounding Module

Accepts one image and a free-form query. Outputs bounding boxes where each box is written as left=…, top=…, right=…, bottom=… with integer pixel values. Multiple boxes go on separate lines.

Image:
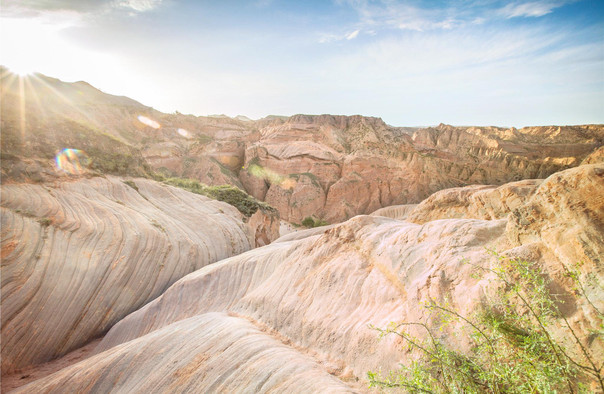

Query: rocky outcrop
left=507, top=164, right=604, bottom=273
left=0, top=176, right=254, bottom=373
left=14, top=313, right=355, bottom=394
left=370, top=204, right=418, bottom=220
left=239, top=120, right=602, bottom=223
left=53, top=216, right=513, bottom=392
left=406, top=179, right=542, bottom=223
left=11, top=164, right=604, bottom=392
left=247, top=209, right=280, bottom=247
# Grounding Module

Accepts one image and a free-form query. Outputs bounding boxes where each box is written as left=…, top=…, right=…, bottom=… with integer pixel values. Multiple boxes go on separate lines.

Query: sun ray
left=24, top=75, right=48, bottom=120
left=0, top=72, right=18, bottom=100
left=18, top=75, right=27, bottom=149
left=29, top=73, right=105, bottom=134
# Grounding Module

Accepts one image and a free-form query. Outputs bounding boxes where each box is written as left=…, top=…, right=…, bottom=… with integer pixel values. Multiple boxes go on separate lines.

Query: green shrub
left=163, top=177, right=277, bottom=218
left=301, top=216, right=315, bottom=227
left=37, top=217, right=52, bottom=227
left=368, top=251, right=603, bottom=393
left=301, top=216, right=328, bottom=228
left=123, top=180, right=139, bottom=192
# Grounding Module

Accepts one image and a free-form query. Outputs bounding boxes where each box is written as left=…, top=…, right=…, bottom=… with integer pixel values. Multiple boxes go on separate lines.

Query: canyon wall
left=2, top=71, right=602, bottom=225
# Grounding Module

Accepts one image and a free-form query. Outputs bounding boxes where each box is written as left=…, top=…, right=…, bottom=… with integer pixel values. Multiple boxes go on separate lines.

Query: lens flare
left=137, top=115, right=160, bottom=129
left=177, top=128, right=190, bottom=138
left=55, top=149, right=91, bottom=175
left=244, top=163, right=299, bottom=189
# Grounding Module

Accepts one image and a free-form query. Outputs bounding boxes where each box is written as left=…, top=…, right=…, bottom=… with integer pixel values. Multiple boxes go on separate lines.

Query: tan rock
left=507, top=164, right=604, bottom=271
left=407, top=179, right=542, bottom=223
left=13, top=313, right=355, bottom=393
left=14, top=165, right=604, bottom=391
left=0, top=176, right=253, bottom=373
left=370, top=204, right=418, bottom=220
left=247, top=209, right=280, bottom=247
left=265, top=173, right=326, bottom=223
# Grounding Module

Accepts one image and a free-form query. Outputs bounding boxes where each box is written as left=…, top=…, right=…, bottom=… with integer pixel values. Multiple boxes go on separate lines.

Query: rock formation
left=2, top=69, right=603, bottom=391
left=2, top=70, right=602, bottom=225
left=1, top=176, right=254, bottom=373
left=15, top=163, right=603, bottom=392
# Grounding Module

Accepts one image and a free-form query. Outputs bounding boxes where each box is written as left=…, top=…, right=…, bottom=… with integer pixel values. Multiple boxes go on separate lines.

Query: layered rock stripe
left=1, top=176, right=254, bottom=373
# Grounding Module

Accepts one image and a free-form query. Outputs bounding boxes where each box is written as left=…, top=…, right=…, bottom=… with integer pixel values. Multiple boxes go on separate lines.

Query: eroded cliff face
left=2, top=71, right=601, bottom=226
left=240, top=119, right=602, bottom=223
left=16, top=163, right=603, bottom=392
left=0, top=176, right=255, bottom=373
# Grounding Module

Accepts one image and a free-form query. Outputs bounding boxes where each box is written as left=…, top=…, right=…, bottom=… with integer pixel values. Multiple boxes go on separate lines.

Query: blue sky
left=1, top=0, right=603, bottom=126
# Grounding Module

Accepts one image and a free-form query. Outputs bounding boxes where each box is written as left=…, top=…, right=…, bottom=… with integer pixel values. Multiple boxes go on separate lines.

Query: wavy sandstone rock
left=406, top=179, right=542, bottom=224
left=370, top=204, right=418, bottom=220
left=14, top=313, right=355, bottom=394
left=0, top=176, right=253, bottom=373
left=12, top=164, right=604, bottom=392
left=507, top=164, right=604, bottom=271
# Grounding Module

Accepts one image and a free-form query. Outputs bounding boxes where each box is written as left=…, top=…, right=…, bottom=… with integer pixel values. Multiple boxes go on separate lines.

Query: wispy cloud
left=337, top=0, right=467, bottom=32
left=0, top=0, right=163, bottom=17
left=498, top=1, right=569, bottom=18
left=328, top=0, right=574, bottom=39
left=254, top=0, right=274, bottom=8
left=328, top=26, right=567, bottom=78
left=346, top=29, right=360, bottom=40
left=319, top=29, right=361, bottom=43
left=113, top=0, right=163, bottom=13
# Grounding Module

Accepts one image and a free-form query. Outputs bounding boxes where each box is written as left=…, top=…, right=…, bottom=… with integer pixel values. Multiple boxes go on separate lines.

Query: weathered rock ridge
left=2, top=70, right=602, bottom=225
left=16, top=163, right=603, bottom=392
left=1, top=176, right=254, bottom=373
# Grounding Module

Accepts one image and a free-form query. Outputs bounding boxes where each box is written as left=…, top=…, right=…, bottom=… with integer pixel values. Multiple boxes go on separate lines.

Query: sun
left=0, top=15, right=124, bottom=95
left=0, top=17, right=53, bottom=77
left=6, top=63, right=37, bottom=77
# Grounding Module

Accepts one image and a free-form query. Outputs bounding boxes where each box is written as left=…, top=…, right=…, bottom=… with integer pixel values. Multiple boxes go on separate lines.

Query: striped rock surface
left=13, top=312, right=355, bottom=394
left=20, top=215, right=511, bottom=393
left=1, top=176, right=253, bottom=373
left=14, top=164, right=604, bottom=392
left=370, top=204, right=418, bottom=220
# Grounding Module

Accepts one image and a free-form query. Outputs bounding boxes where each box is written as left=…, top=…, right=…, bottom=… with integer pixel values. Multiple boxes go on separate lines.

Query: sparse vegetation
left=163, top=177, right=277, bottom=218
left=195, top=133, right=213, bottom=145
left=288, top=172, right=321, bottom=188
left=368, top=251, right=603, bottom=393
left=123, top=180, right=139, bottom=192
left=301, top=216, right=328, bottom=228
left=210, top=157, right=237, bottom=177
left=38, top=217, right=52, bottom=227
left=150, top=219, right=166, bottom=233
left=88, top=148, right=151, bottom=177
left=14, top=209, right=35, bottom=218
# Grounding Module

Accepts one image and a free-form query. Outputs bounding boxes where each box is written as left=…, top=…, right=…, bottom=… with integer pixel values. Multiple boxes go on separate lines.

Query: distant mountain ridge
left=1, top=69, right=602, bottom=223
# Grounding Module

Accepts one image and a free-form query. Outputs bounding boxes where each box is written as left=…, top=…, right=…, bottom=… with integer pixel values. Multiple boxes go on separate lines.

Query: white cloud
left=311, top=22, right=603, bottom=125
left=318, top=29, right=361, bottom=43
left=328, top=0, right=573, bottom=40
left=338, top=0, right=463, bottom=32
left=113, top=0, right=163, bottom=13
left=346, top=30, right=360, bottom=40
left=498, top=1, right=568, bottom=18
left=325, top=26, right=572, bottom=84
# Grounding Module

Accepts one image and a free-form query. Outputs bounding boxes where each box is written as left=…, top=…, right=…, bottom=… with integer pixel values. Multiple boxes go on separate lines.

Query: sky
left=1, top=0, right=603, bottom=127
